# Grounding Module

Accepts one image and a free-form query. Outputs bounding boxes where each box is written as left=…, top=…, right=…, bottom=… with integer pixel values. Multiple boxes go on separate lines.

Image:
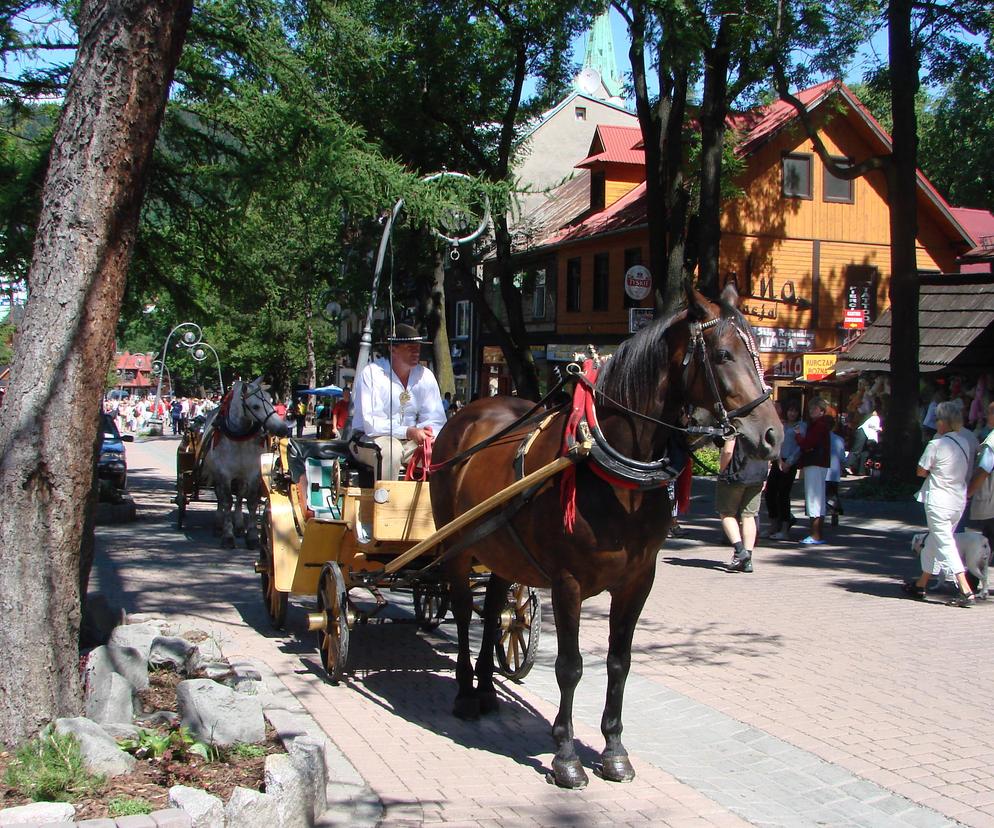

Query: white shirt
left=916, top=432, right=971, bottom=511
left=353, top=358, right=447, bottom=441
left=826, top=433, right=847, bottom=483
left=858, top=413, right=881, bottom=443
left=971, top=432, right=994, bottom=520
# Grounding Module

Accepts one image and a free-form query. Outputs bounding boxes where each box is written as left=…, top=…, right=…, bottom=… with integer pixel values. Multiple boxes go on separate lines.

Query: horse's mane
left=596, top=309, right=687, bottom=412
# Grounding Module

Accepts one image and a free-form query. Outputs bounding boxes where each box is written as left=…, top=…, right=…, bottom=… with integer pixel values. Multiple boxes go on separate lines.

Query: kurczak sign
left=624, top=265, right=652, bottom=301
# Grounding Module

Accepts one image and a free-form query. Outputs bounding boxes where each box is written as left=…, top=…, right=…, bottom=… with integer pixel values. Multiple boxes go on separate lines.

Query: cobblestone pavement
left=91, top=437, right=994, bottom=827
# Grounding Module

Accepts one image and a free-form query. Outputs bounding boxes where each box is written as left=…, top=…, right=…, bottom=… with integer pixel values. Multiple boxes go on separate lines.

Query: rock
left=264, top=753, right=309, bottom=828
left=85, top=644, right=148, bottom=695
left=223, top=787, right=280, bottom=828
left=124, top=613, right=167, bottom=627
left=167, top=786, right=223, bottom=828
left=289, top=735, right=328, bottom=819
left=0, top=801, right=75, bottom=825
left=108, top=622, right=163, bottom=660
left=149, top=636, right=197, bottom=673
left=175, top=679, right=264, bottom=746
left=100, top=722, right=140, bottom=741
left=264, top=709, right=315, bottom=747
left=85, top=670, right=135, bottom=725
left=135, top=710, right=179, bottom=728
left=197, top=663, right=233, bottom=682
left=54, top=717, right=136, bottom=777
left=186, top=638, right=223, bottom=673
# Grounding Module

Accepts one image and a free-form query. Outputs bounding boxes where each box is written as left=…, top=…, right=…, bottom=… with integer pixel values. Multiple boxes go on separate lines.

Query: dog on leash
left=911, top=530, right=991, bottom=599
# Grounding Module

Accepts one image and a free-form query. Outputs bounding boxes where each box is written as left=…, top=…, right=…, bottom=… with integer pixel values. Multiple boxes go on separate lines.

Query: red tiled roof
left=729, top=80, right=838, bottom=155
left=576, top=124, right=645, bottom=167
left=115, top=351, right=155, bottom=371
left=539, top=181, right=648, bottom=246
left=950, top=207, right=994, bottom=246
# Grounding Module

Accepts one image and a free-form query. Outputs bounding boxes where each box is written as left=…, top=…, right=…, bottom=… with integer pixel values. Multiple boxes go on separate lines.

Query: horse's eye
left=715, top=349, right=733, bottom=364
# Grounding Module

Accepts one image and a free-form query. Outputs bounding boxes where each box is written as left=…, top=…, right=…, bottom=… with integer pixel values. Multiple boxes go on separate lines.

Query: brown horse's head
left=679, top=283, right=782, bottom=460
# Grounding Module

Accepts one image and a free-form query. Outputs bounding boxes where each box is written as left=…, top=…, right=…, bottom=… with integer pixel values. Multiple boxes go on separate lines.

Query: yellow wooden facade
left=549, top=96, right=971, bottom=378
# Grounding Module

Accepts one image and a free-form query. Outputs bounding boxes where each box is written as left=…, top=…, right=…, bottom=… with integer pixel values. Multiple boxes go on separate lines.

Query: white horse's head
left=241, top=376, right=290, bottom=437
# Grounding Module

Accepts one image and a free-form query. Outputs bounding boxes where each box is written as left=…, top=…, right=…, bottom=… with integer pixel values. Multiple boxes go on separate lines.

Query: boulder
left=0, top=801, right=75, bottom=825
left=135, top=710, right=179, bottom=728
left=54, top=717, right=135, bottom=777
left=175, top=679, right=264, bottom=746
left=167, top=786, right=223, bottom=828
left=107, top=645, right=149, bottom=691
left=263, top=754, right=309, bottom=828
left=186, top=638, right=223, bottom=672
left=85, top=670, right=135, bottom=725
left=289, top=735, right=328, bottom=819
left=108, top=622, right=163, bottom=660
left=149, top=636, right=197, bottom=673
left=100, top=722, right=140, bottom=741
left=223, top=787, right=280, bottom=828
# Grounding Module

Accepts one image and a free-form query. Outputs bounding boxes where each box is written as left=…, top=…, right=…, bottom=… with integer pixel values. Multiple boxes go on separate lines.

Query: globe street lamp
left=151, top=322, right=203, bottom=435
left=184, top=341, right=224, bottom=396
left=152, top=359, right=172, bottom=399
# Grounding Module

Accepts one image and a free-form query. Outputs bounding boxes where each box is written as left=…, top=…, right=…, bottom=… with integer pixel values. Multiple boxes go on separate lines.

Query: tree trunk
left=428, top=250, right=455, bottom=396
left=493, top=215, right=540, bottom=400
left=304, top=294, right=317, bottom=390
left=0, top=0, right=192, bottom=745
left=881, top=0, right=922, bottom=483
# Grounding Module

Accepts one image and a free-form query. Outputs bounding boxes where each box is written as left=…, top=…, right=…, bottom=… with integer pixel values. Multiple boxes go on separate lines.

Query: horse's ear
left=684, top=280, right=709, bottom=322
left=248, top=375, right=264, bottom=389
left=720, top=282, right=740, bottom=313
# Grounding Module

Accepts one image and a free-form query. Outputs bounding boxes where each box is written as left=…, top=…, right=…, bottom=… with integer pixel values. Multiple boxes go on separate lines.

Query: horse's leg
left=217, top=479, right=235, bottom=548
left=475, top=573, right=511, bottom=715
left=447, top=555, right=479, bottom=720
left=244, top=476, right=260, bottom=549
left=599, top=566, right=655, bottom=783
left=550, top=572, right=588, bottom=789
left=232, top=479, right=246, bottom=537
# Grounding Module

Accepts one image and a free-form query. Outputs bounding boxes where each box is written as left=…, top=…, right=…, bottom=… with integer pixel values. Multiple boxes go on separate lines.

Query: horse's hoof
left=549, top=757, right=588, bottom=789
left=477, top=690, right=500, bottom=715
left=221, top=536, right=235, bottom=549
left=599, top=753, right=635, bottom=783
left=452, top=696, right=480, bottom=720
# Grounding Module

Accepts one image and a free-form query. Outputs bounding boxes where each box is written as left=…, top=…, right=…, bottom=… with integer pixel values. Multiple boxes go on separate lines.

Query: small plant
left=692, top=444, right=720, bottom=475
left=108, top=796, right=154, bottom=817
left=118, top=726, right=217, bottom=763
left=227, top=742, right=266, bottom=760
left=4, top=727, right=105, bottom=802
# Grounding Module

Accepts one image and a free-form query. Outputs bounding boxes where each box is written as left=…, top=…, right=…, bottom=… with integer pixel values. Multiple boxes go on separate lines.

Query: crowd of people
left=103, top=395, right=219, bottom=434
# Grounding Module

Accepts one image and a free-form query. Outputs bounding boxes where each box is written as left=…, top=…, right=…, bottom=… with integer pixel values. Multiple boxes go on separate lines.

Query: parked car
left=98, top=413, right=133, bottom=489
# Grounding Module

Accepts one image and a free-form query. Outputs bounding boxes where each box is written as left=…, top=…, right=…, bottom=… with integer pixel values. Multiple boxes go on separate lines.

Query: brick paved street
left=91, top=437, right=994, bottom=827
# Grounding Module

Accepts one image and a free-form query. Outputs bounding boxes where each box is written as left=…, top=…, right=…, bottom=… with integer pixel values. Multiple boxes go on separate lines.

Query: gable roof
left=950, top=207, right=994, bottom=269
left=518, top=92, right=635, bottom=145
left=834, top=276, right=994, bottom=374
left=576, top=124, right=645, bottom=167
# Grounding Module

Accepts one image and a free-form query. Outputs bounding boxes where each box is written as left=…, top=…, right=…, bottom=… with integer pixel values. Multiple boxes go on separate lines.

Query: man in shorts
left=716, top=436, right=771, bottom=573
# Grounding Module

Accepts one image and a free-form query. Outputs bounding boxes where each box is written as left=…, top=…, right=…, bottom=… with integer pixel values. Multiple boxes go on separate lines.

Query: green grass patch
left=4, top=728, right=105, bottom=802
left=226, top=742, right=266, bottom=759
left=108, top=796, right=154, bottom=817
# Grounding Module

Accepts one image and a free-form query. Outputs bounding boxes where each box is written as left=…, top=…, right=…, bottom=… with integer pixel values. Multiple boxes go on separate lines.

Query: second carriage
left=256, top=433, right=545, bottom=683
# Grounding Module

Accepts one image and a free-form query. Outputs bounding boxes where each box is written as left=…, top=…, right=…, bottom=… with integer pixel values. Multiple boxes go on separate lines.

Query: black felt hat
left=383, top=323, right=431, bottom=345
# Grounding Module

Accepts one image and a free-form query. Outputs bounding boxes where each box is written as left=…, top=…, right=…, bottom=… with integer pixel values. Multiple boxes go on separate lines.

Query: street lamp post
left=152, top=359, right=172, bottom=399
left=151, top=322, right=203, bottom=435
left=186, top=341, right=224, bottom=396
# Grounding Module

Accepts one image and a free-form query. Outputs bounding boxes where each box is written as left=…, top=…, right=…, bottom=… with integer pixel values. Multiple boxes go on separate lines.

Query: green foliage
left=692, top=444, right=720, bottom=475
left=226, top=742, right=266, bottom=759
left=4, top=727, right=105, bottom=802
left=0, top=318, right=14, bottom=364
left=108, top=796, right=154, bottom=817
left=118, top=725, right=218, bottom=763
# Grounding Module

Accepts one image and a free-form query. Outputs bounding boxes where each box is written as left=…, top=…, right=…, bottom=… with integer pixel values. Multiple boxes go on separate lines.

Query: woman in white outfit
left=903, top=401, right=975, bottom=606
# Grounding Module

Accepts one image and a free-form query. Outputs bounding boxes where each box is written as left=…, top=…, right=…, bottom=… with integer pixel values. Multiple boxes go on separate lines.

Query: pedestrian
left=442, top=391, right=452, bottom=416
left=968, top=401, right=994, bottom=555
left=903, top=400, right=975, bottom=606
left=847, top=398, right=881, bottom=475
left=293, top=398, right=307, bottom=438
left=716, top=435, right=770, bottom=573
left=794, top=397, right=832, bottom=545
left=825, top=414, right=847, bottom=523
left=765, top=401, right=804, bottom=540
left=331, top=387, right=351, bottom=438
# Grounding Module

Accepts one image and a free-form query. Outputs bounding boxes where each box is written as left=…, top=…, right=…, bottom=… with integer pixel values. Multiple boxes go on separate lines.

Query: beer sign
left=624, top=265, right=652, bottom=301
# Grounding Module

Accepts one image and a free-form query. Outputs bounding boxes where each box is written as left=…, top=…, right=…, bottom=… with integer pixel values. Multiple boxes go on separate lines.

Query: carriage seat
left=287, top=438, right=351, bottom=521
left=347, top=433, right=383, bottom=487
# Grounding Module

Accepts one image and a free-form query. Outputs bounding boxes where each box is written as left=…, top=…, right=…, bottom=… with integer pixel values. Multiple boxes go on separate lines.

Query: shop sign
left=624, top=265, right=652, bottom=301
left=546, top=343, right=618, bottom=362
left=482, top=346, right=505, bottom=365
left=629, top=307, right=654, bottom=333
left=803, top=353, right=837, bottom=381
left=843, top=309, right=865, bottom=329
left=755, top=327, right=815, bottom=353
left=768, top=356, right=803, bottom=379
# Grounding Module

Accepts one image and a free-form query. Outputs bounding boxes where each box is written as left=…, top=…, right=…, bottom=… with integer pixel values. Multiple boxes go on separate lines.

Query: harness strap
left=405, top=434, right=434, bottom=481
left=513, top=412, right=559, bottom=480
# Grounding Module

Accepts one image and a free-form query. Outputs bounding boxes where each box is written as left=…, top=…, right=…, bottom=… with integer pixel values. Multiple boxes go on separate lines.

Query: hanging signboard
left=755, top=327, right=815, bottom=353
left=768, top=355, right=803, bottom=379
left=803, top=353, right=837, bottom=381
left=843, top=309, right=865, bottom=329
left=629, top=307, right=654, bottom=333
left=624, top=265, right=652, bottom=301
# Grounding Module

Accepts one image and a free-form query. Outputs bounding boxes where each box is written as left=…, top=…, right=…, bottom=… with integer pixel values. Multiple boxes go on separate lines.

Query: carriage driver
left=351, top=323, right=448, bottom=481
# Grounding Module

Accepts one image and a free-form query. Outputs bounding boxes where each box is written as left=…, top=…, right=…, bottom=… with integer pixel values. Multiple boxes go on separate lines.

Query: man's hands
left=406, top=425, right=434, bottom=445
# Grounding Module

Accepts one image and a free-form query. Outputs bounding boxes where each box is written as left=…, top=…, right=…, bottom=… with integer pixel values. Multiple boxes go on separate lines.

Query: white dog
left=911, top=530, right=991, bottom=599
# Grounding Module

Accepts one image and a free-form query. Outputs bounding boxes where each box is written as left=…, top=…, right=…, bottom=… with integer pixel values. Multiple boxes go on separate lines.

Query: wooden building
left=503, top=81, right=978, bottom=389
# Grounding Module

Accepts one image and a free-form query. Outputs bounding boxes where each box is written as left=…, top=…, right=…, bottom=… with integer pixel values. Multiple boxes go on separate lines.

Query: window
left=623, top=247, right=642, bottom=309
left=532, top=270, right=547, bottom=319
left=844, top=265, right=877, bottom=323
left=782, top=154, right=812, bottom=199
left=566, top=258, right=582, bottom=312
left=574, top=107, right=587, bottom=121
left=593, top=253, right=610, bottom=311
left=590, top=171, right=606, bottom=211
left=823, top=157, right=854, bottom=203
left=454, top=300, right=470, bottom=338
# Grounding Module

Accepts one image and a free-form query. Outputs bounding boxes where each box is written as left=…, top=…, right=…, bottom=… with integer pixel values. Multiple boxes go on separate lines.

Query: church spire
left=575, top=8, right=623, bottom=100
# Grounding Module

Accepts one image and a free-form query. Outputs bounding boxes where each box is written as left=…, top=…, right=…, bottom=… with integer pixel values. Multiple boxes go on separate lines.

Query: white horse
left=201, top=378, right=288, bottom=548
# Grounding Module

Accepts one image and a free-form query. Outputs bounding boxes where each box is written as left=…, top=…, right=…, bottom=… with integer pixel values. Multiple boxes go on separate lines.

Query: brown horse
left=429, top=286, right=782, bottom=788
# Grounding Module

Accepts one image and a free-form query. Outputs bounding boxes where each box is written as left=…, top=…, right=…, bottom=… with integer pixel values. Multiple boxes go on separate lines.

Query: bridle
left=241, top=382, right=279, bottom=430
left=681, top=316, right=773, bottom=440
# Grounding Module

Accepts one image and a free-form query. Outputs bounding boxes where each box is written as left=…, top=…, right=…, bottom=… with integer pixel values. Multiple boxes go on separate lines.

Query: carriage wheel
left=495, top=584, right=541, bottom=681
left=315, top=562, right=350, bottom=684
left=176, top=473, right=187, bottom=529
left=412, top=582, right=450, bottom=631
left=258, top=514, right=287, bottom=630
